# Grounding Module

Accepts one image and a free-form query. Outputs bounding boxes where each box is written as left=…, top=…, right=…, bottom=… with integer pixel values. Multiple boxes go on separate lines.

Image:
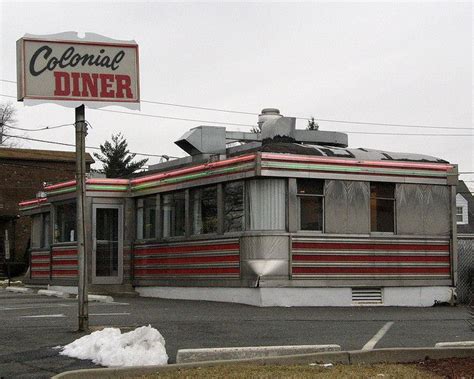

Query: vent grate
left=352, top=287, right=383, bottom=305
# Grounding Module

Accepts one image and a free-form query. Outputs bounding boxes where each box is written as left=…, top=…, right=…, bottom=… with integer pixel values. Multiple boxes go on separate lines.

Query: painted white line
left=89, top=312, right=131, bottom=316
left=0, top=304, right=72, bottom=311
left=362, top=321, right=394, bottom=351
left=20, top=314, right=66, bottom=318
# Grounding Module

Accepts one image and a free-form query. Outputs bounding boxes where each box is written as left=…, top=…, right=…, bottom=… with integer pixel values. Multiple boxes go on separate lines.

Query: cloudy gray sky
left=0, top=1, right=472, bottom=184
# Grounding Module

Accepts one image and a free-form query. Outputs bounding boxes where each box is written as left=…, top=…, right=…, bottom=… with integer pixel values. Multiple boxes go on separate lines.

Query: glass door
left=92, top=204, right=123, bottom=284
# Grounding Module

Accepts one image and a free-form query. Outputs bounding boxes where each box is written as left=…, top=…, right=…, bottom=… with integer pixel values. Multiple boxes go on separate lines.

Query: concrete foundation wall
left=136, top=286, right=453, bottom=307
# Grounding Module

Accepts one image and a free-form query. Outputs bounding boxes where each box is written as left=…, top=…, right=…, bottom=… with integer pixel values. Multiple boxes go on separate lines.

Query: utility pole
left=75, top=105, right=88, bottom=331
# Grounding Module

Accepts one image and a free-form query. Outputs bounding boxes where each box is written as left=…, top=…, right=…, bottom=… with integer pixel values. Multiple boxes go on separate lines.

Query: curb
left=436, top=341, right=474, bottom=348
left=38, top=289, right=70, bottom=299
left=4, top=286, right=32, bottom=294
left=77, top=294, right=114, bottom=303
left=176, top=344, right=341, bottom=363
left=51, top=347, right=474, bottom=379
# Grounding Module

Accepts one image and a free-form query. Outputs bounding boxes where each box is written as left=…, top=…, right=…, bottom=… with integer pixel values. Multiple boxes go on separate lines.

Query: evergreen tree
left=93, top=133, right=148, bottom=178
left=307, top=117, right=319, bottom=131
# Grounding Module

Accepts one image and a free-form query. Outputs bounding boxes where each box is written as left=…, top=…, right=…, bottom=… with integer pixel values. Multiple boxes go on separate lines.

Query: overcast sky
left=0, top=1, right=472, bottom=185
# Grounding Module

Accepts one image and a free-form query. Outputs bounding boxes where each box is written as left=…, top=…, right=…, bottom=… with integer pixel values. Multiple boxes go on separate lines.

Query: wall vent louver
left=352, top=287, right=383, bottom=305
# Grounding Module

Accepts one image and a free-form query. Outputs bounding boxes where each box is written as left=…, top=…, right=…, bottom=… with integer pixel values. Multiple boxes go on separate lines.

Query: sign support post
left=4, top=229, right=10, bottom=286
left=75, top=104, right=88, bottom=332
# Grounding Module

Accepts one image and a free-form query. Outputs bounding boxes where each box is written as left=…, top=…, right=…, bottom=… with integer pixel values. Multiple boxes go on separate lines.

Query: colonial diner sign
left=17, top=32, right=140, bottom=109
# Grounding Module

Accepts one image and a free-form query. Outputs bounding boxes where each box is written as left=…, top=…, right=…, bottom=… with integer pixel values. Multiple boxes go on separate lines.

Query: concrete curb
left=76, top=294, right=114, bottom=303
left=4, top=286, right=32, bottom=294
left=436, top=341, right=474, bottom=348
left=51, top=347, right=474, bottom=379
left=37, top=289, right=70, bottom=299
left=176, top=344, right=341, bottom=363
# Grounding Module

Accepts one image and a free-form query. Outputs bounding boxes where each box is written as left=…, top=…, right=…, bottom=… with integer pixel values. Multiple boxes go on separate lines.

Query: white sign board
left=17, top=32, right=140, bottom=109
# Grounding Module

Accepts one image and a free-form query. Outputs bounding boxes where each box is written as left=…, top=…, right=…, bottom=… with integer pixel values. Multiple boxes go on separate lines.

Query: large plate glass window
left=162, top=191, right=185, bottom=237
left=191, top=185, right=218, bottom=234
left=370, top=183, right=395, bottom=233
left=224, top=181, right=244, bottom=232
left=55, top=202, right=76, bottom=242
left=136, top=195, right=158, bottom=240
left=297, top=179, right=324, bottom=231
left=248, top=179, right=286, bottom=230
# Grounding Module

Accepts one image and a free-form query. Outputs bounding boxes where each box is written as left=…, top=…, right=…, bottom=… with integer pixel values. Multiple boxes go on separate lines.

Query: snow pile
left=60, top=325, right=168, bottom=367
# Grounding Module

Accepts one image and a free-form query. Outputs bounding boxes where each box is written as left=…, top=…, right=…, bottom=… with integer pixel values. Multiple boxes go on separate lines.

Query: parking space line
left=20, top=314, right=66, bottom=318
left=0, top=304, right=72, bottom=311
left=362, top=321, right=394, bottom=350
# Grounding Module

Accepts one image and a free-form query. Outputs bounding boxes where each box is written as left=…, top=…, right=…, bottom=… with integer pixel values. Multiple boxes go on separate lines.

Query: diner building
left=19, top=109, right=459, bottom=306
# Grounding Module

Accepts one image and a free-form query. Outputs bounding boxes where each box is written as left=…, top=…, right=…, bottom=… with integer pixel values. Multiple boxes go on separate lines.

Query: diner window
left=31, top=214, right=42, bottom=248
left=162, top=191, right=185, bottom=237
left=370, top=183, right=395, bottom=233
left=55, top=202, right=76, bottom=242
left=224, top=181, right=244, bottom=232
left=297, top=179, right=324, bottom=231
left=191, top=185, right=218, bottom=234
left=248, top=179, right=286, bottom=230
left=136, top=196, right=158, bottom=240
left=31, top=213, right=51, bottom=248
left=42, top=213, right=51, bottom=248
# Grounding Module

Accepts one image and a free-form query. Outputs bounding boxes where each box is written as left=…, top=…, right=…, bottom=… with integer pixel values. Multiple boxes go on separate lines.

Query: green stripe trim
left=132, top=162, right=255, bottom=192
left=87, top=184, right=128, bottom=192
left=261, top=161, right=447, bottom=177
left=46, top=186, right=76, bottom=196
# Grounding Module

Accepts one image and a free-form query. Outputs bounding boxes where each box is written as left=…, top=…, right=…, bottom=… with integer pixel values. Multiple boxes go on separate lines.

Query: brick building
left=0, top=147, right=93, bottom=276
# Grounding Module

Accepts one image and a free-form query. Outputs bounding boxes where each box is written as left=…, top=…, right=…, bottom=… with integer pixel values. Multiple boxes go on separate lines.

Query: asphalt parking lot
left=0, top=288, right=472, bottom=378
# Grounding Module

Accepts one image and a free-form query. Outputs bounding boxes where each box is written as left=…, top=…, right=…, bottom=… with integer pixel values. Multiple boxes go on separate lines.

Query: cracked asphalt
left=0, top=288, right=471, bottom=378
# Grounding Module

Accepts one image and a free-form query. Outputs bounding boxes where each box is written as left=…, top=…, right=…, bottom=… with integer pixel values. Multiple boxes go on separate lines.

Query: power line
left=1, top=79, right=472, bottom=131
left=340, top=130, right=472, bottom=137
left=1, top=133, right=179, bottom=159
left=7, top=123, right=75, bottom=132
left=94, top=108, right=255, bottom=127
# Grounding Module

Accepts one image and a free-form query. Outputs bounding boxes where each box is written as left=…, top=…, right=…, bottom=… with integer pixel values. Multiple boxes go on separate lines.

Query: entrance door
left=92, top=204, right=123, bottom=284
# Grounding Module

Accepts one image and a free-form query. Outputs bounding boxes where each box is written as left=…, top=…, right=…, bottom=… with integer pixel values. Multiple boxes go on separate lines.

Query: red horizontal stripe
left=132, top=168, right=255, bottom=192
left=52, top=250, right=77, bottom=257
left=31, top=262, right=50, bottom=268
left=45, top=180, right=76, bottom=191
left=53, top=260, right=78, bottom=266
left=261, top=152, right=453, bottom=171
left=293, top=267, right=450, bottom=274
left=134, top=267, right=239, bottom=275
left=135, top=243, right=240, bottom=255
left=293, top=242, right=449, bottom=251
left=31, top=271, right=49, bottom=276
left=18, top=198, right=47, bottom=207
left=51, top=270, right=78, bottom=275
left=131, top=154, right=256, bottom=185
left=293, top=255, right=450, bottom=263
left=135, top=255, right=239, bottom=265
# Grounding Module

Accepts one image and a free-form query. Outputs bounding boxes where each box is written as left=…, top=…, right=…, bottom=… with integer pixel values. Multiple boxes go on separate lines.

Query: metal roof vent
left=352, top=287, right=383, bottom=305
left=258, top=108, right=282, bottom=130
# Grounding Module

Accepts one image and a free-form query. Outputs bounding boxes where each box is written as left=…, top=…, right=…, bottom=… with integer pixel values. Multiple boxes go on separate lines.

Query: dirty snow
left=59, top=325, right=168, bottom=367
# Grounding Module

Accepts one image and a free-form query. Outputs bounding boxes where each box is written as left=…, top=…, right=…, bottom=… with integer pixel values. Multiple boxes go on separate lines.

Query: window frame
left=190, top=184, right=219, bottom=236
left=296, top=179, right=325, bottom=233
left=53, top=201, right=77, bottom=244
left=370, top=182, right=396, bottom=234
left=161, top=190, right=186, bottom=239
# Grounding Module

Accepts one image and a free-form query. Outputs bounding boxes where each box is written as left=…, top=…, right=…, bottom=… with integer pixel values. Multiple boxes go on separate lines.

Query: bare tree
left=0, top=103, right=19, bottom=147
